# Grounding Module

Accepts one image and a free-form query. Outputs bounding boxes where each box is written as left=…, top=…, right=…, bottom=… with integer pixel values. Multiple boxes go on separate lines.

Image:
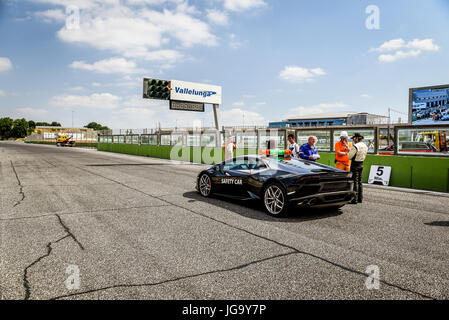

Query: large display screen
left=410, top=85, right=449, bottom=125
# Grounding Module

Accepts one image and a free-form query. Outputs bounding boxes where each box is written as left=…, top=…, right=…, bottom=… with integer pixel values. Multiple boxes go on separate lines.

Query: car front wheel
left=198, top=173, right=213, bottom=197
left=263, top=182, right=288, bottom=216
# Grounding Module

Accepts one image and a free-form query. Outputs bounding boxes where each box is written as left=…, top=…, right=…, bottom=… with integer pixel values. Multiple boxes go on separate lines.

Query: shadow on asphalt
left=183, top=191, right=343, bottom=223
left=424, top=221, right=449, bottom=227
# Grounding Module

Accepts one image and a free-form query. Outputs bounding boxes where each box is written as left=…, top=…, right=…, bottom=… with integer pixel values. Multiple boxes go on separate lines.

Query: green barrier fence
left=98, top=143, right=449, bottom=193
left=316, top=152, right=449, bottom=192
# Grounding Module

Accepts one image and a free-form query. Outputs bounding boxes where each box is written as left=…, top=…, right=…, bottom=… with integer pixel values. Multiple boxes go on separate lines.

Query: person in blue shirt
left=299, top=136, right=321, bottom=161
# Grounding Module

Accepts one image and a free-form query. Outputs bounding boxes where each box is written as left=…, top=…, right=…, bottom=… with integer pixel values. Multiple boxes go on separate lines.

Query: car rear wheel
left=198, top=173, right=213, bottom=197
left=263, top=182, right=288, bottom=216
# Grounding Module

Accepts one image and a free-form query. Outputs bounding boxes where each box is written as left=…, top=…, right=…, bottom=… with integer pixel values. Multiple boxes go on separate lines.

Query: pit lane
left=1, top=141, right=448, bottom=300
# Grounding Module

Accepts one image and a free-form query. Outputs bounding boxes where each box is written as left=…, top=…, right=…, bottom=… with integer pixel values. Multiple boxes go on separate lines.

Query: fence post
left=394, top=126, right=399, bottom=155
left=330, top=128, right=335, bottom=152
left=374, top=126, right=379, bottom=155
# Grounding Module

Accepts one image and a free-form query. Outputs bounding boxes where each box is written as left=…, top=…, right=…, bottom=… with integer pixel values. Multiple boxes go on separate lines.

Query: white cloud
left=70, top=58, right=146, bottom=74
left=378, top=50, right=421, bottom=63
left=16, top=108, right=49, bottom=118
left=58, top=16, right=163, bottom=52
left=113, top=76, right=143, bottom=88
left=34, top=9, right=66, bottom=23
left=0, top=90, right=5, bottom=96
left=206, top=9, right=229, bottom=25
left=68, top=86, right=85, bottom=91
left=92, top=82, right=102, bottom=87
left=232, top=101, right=245, bottom=107
left=0, top=57, right=13, bottom=72
left=220, top=108, right=265, bottom=126
left=228, top=33, right=243, bottom=50
left=31, top=0, right=101, bottom=10
left=285, top=103, right=349, bottom=118
left=141, top=9, right=217, bottom=47
left=30, top=1, right=216, bottom=72
left=373, top=38, right=405, bottom=52
left=279, top=66, right=326, bottom=83
left=256, top=101, right=266, bottom=105
left=55, top=4, right=217, bottom=58
left=123, top=49, right=183, bottom=64
left=360, top=94, right=373, bottom=99
left=114, top=107, right=156, bottom=117
left=125, top=0, right=171, bottom=6
left=50, top=93, right=122, bottom=109
left=123, top=95, right=167, bottom=108
left=109, top=102, right=174, bottom=128
left=224, top=0, right=267, bottom=12
left=373, top=38, right=440, bottom=63
left=406, top=38, right=440, bottom=51
left=310, top=68, right=326, bottom=75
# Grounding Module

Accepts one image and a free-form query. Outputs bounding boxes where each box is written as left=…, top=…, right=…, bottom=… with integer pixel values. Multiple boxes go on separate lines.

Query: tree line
left=0, top=118, right=109, bottom=140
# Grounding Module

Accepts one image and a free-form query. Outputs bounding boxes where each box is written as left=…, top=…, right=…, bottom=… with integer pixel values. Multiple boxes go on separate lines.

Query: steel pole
left=213, top=104, right=219, bottom=131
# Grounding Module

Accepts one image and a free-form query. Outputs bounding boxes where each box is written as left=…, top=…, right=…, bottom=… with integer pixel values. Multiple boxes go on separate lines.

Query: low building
left=269, top=112, right=389, bottom=128
left=27, top=126, right=97, bottom=142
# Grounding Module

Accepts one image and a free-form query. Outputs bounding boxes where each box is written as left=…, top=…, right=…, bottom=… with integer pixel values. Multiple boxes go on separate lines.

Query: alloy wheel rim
left=264, top=185, right=284, bottom=215
left=199, top=175, right=211, bottom=196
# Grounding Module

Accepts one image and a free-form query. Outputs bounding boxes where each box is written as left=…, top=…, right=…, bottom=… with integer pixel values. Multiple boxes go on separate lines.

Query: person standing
left=299, top=136, right=321, bottom=161
left=348, top=133, right=368, bottom=204
left=335, top=131, right=352, bottom=172
left=223, top=136, right=236, bottom=161
left=287, top=134, right=300, bottom=159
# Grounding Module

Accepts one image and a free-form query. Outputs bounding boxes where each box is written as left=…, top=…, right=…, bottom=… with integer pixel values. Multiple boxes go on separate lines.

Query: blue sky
left=0, top=0, right=448, bottom=129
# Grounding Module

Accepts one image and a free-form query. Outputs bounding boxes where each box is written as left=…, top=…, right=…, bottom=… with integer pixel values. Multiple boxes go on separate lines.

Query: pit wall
left=97, top=143, right=449, bottom=193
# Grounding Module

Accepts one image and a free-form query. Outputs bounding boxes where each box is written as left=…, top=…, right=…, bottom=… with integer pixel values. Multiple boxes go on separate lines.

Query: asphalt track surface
left=1, top=142, right=448, bottom=300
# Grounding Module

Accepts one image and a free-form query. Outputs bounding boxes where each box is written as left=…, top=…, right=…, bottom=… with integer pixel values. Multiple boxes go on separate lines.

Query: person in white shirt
left=348, top=133, right=368, bottom=204
left=224, top=136, right=236, bottom=161
left=287, top=134, right=300, bottom=159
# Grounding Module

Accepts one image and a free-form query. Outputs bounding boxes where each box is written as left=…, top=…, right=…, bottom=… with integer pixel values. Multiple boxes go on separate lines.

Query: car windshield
left=222, top=157, right=265, bottom=171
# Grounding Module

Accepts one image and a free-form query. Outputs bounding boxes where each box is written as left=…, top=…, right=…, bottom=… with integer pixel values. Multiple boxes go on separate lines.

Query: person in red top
left=335, top=131, right=352, bottom=172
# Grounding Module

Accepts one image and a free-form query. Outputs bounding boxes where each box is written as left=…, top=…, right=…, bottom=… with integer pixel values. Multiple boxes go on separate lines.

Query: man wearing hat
left=348, top=133, right=368, bottom=204
left=334, top=131, right=352, bottom=172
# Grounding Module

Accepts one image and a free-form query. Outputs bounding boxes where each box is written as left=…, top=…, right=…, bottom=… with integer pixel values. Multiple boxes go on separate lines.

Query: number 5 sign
left=368, top=165, right=392, bottom=186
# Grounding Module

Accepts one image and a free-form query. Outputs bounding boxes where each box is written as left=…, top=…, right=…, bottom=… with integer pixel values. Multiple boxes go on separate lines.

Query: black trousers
left=351, top=162, right=364, bottom=203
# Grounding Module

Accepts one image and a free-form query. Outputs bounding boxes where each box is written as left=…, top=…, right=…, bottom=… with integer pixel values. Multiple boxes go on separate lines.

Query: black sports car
left=196, top=154, right=355, bottom=216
